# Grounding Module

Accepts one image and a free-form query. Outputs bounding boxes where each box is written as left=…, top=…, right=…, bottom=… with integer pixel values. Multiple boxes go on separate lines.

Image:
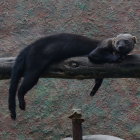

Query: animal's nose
left=118, top=45, right=125, bottom=50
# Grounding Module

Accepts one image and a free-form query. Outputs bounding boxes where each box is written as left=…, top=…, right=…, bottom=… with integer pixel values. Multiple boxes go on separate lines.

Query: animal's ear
left=133, top=36, right=137, bottom=44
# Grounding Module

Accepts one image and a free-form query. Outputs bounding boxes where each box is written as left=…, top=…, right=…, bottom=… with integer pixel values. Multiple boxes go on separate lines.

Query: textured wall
left=0, top=0, right=140, bottom=140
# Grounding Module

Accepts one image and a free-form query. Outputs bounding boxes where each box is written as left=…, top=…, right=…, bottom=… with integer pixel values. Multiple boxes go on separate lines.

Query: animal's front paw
left=115, top=56, right=125, bottom=63
left=116, top=58, right=123, bottom=63
left=90, top=90, right=96, bottom=96
left=88, top=55, right=104, bottom=64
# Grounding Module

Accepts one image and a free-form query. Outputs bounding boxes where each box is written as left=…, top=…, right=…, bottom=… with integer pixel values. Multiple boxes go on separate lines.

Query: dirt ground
left=0, top=0, right=140, bottom=140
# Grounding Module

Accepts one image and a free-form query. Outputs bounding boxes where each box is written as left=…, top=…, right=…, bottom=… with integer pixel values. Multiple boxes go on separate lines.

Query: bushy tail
left=8, top=48, right=28, bottom=120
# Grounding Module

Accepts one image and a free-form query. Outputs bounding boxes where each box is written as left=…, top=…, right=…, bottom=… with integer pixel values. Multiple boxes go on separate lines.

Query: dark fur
left=8, top=33, right=136, bottom=120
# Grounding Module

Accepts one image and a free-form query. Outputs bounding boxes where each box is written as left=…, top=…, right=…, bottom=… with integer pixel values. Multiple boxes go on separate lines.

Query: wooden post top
left=69, top=109, right=84, bottom=122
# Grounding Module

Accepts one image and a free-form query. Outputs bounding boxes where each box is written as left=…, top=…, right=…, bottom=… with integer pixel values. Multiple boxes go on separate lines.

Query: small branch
left=0, top=54, right=140, bottom=80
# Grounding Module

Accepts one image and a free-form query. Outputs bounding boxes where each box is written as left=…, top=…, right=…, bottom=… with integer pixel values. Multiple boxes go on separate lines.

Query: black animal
left=8, top=33, right=136, bottom=120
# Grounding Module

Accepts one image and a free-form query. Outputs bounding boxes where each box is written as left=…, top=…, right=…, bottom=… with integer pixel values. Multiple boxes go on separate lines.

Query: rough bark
left=0, top=55, right=140, bottom=80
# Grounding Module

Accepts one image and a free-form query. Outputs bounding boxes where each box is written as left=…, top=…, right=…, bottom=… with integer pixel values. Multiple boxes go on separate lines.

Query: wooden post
left=69, top=109, right=84, bottom=140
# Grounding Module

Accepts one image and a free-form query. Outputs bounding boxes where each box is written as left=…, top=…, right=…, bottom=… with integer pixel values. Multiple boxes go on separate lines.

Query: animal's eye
left=124, top=40, right=129, bottom=44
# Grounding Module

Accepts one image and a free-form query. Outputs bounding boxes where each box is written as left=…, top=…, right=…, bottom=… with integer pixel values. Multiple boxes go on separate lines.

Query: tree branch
left=0, top=55, right=140, bottom=80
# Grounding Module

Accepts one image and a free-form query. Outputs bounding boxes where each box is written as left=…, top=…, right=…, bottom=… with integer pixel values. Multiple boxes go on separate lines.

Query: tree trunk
left=0, top=55, right=140, bottom=80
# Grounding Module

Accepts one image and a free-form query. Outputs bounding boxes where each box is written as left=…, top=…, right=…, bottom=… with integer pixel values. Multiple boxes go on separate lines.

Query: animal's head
left=113, top=34, right=137, bottom=55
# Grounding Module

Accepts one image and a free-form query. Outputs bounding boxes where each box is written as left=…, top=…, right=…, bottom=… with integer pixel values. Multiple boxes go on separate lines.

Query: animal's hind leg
left=17, top=57, right=52, bottom=111
left=18, top=71, right=40, bottom=110
left=90, top=78, right=103, bottom=96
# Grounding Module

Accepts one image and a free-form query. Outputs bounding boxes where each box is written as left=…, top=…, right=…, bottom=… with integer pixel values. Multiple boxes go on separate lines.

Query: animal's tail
left=8, top=47, right=29, bottom=120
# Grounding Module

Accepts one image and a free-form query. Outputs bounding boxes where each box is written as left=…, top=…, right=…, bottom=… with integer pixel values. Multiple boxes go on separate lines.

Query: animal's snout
left=118, top=45, right=126, bottom=51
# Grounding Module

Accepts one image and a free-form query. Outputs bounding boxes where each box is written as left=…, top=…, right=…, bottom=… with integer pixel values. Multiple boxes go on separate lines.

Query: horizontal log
left=0, top=55, right=140, bottom=80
